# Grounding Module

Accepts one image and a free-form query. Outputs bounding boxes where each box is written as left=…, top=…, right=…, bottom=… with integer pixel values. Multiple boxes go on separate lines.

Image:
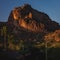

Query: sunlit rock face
left=8, top=4, right=60, bottom=33
left=44, top=30, right=60, bottom=42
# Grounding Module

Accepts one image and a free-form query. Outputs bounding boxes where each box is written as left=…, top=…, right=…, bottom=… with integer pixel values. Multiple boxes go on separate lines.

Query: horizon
left=0, top=0, right=60, bottom=23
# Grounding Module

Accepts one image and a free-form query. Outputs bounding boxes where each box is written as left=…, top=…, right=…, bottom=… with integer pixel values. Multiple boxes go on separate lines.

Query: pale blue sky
left=0, top=0, right=60, bottom=23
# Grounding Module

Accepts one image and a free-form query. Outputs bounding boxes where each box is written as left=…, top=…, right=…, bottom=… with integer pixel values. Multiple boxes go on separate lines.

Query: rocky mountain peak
left=21, top=4, right=32, bottom=9
left=8, top=4, right=60, bottom=33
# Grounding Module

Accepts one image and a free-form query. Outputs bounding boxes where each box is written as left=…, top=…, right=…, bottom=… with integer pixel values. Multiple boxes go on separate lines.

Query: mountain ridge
left=0, top=4, right=60, bottom=42
left=7, top=4, right=60, bottom=33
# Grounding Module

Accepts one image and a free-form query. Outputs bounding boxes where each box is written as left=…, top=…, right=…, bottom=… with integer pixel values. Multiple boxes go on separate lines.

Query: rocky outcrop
left=44, top=30, right=60, bottom=42
left=8, top=4, right=60, bottom=33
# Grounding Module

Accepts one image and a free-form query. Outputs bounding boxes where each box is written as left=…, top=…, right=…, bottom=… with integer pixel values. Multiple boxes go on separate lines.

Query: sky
left=0, top=0, right=60, bottom=23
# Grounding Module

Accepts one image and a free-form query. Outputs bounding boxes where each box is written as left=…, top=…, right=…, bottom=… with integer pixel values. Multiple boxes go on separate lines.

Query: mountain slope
left=8, top=4, right=60, bottom=34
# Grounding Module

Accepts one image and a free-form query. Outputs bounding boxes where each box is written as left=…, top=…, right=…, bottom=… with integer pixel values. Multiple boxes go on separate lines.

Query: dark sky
left=0, top=0, right=60, bottom=23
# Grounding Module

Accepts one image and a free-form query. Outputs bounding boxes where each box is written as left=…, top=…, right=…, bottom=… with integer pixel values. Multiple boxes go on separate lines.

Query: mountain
left=8, top=4, right=60, bottom=33
left=6, top=4, right=60, bottom=41
left=0, top=4, right=60, bottom=42
left=0, top=4, right=60, bottom=60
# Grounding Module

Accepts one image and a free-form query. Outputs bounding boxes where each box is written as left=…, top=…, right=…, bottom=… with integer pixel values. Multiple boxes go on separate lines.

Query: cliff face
left=44, top=30, right=60, bottom=42
left=8, top=4, right=60, bottom=33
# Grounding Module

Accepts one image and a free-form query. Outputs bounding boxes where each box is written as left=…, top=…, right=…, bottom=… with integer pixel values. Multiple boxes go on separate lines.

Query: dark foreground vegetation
left=0, top=47, right=60, bottom=60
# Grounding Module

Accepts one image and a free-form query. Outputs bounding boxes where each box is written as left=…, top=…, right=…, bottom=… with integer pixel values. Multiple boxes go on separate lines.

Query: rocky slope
left=0, top=4, right=60, bottom=42
left=8, top=4, right=60, bottom=33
